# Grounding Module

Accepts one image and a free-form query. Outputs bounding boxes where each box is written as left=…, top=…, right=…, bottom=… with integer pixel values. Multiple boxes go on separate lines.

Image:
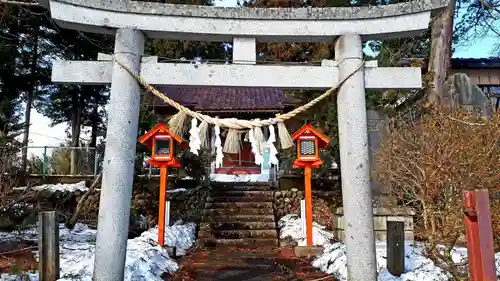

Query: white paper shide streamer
left=188, top=118, right=201, bottom=155
left=214, top=124, right=224, bottom=168
left=249, top=128, right=263, bottom=165
left=267, top=124, right=279, bottom=165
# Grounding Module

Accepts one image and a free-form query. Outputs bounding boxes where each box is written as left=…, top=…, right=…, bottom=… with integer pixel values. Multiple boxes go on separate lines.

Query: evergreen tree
left=0, top=4, right=110, bottom=172
left=36, top=27, right=112, bottom=150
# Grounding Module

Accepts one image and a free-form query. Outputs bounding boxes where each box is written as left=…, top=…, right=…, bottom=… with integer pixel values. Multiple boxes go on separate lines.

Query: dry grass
left=375, top=106, right=500, bottom=280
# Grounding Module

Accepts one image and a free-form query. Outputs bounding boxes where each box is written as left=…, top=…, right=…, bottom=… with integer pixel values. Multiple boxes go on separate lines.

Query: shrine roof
left=147, top=87, right=300, bottom=112
left=451, top=57, right=500, bottom=69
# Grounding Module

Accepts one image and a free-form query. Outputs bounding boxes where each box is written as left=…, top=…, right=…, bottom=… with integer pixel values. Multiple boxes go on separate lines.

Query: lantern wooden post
left=304, top=165, right=313, bottom=246
left=158, top=166, right=168, bottom=245
left=292, top=124, right=330, bottom=246
left=138, top=123, right=182, bottom=246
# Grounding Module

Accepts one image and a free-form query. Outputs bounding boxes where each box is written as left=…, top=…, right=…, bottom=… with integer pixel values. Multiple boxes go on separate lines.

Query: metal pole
left=39, top=211, right=60, bottom=281
left=42, top=146, right=47, bottom=180
left=300, top=199, right=306, bottom=238
left=93, top=28, right=145, bottom=281
left=93, top=148, right=99, bottom=177
left=335, top=33, right=377, bottom=281
left=165, top=200, right=171, bottom=229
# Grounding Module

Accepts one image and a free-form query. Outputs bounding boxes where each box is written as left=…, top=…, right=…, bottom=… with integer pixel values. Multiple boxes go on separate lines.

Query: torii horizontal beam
left=46, top=0, right=448, bottom=42
left=51, top=59, right=422, bottom=90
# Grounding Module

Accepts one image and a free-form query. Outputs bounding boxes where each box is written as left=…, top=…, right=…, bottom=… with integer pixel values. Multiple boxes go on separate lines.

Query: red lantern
left=291, top=124, right=330, bottom=246
left=139, top=123, right=182, bottom=246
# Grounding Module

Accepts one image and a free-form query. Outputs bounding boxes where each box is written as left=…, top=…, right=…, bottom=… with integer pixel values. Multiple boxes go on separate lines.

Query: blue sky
left=454, top=36, right=497, bottom=58
left=214, top=0, right=499, bottom=58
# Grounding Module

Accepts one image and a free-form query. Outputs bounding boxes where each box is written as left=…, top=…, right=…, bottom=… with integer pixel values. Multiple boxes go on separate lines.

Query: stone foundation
left=273, top=188, right=304, bottom=220
left=273, top=188, right=341, bottom=224
left=332, top=207, right=415, bottom=241
left=0, top=181, right=208, bottom=232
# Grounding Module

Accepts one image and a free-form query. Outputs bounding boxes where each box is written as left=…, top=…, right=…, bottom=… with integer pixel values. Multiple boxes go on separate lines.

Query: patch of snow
left=210, top=173, right=271, bottom=182
left=278, top=213, right=334, bottom=246
left=167, top=188, right=187, bottom=193
left=14, top=181, right=89, bottom=193
left=497, top=252, right=500, bottom=276
left=0, top=273, right=35, bottom=281
left=0, top=221, right=196, bottom=281
left=278, top=213, right=500, bottom=281
left=0, top=226, right=38, bottom=242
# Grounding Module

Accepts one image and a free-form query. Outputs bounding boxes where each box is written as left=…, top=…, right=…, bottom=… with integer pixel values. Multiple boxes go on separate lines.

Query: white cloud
left=15, top=108, right=68, bottom=157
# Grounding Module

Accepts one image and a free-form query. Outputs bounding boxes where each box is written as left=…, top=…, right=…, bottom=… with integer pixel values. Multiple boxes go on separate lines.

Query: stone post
left=93, top=28, right=145, bottom=281
left=335, top=33, right=377, bottom=281
left=367, top=109, right=393, bottom=206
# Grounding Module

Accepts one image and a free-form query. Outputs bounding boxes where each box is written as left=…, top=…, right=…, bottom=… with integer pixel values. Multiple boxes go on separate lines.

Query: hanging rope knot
left=112, top=56, right=365, bottom=156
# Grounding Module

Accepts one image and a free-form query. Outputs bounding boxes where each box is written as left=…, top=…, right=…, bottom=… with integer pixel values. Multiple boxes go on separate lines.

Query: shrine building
left=142, top=87, right=301, bottom=182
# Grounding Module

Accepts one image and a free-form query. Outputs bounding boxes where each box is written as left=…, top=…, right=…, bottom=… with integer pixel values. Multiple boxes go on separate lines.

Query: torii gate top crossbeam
left=46, top=0, right=448, bottom=42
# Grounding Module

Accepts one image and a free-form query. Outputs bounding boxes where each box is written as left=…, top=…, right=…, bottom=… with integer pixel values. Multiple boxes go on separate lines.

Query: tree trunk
left=426, top=0, right=456, bottom=106
left=21, top=28, right=39, bottom=174
left=90, top=95, right=99, bottom=148
left=66, top=173, right=102, bottom=229
left=70, top=92, right=81, bottom=175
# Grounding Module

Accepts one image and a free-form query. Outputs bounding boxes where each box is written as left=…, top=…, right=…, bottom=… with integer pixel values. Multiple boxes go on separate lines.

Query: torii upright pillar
left=93, top=28, right=145, bottom=281
left=335, top=34, right=377, bottom=281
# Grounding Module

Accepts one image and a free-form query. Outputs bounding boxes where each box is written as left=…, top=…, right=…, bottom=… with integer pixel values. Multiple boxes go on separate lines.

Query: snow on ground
left=0, top=221, right=196, bottom=281
left=14, top=182, right=188, bottom=195
left=278, top=214, right=334, bottom=246
left=278, top=213, right=500, bottom=281
left=14, top=181, right=89, bottom=193
left=167, top=188, right=187, bottom=193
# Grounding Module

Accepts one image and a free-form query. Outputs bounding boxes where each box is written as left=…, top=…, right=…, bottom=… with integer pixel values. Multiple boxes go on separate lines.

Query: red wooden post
left=463, top=189, right=496, bottom=281
left=304, top=165, right=313, bottom=246
left=158, top=166, right=168, bottom=246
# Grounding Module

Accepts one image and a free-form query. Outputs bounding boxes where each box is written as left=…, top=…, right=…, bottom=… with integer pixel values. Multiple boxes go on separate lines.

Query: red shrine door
left=217, top=142, right=260, bottom=175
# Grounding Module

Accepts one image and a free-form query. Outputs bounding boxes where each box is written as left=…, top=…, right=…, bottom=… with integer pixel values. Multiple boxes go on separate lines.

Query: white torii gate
left=44, top=0, right=448, bottom=280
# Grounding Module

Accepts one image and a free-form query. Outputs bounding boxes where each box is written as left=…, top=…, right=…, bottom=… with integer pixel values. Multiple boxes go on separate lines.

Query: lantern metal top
left=138, top=123, right=183, bottom=150
left=292, top=124, right=330, bottom=149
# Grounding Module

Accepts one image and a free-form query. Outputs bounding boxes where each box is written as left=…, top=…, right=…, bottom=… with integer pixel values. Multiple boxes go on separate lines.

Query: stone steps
left=202, top=215, right=275, bottom=223
left=198, top=238, right=279, bottom=248
left=199, top=182, right=278, bottom=248
left=206, top=196, right=273, bottom=203
left=203, top=207, right=273, bottom=216
left=205, top=202, right=273, bottom=209
left=211, top=184, right=273, bottom=191
left=209, top=190, right=274, bottom=197
left=199, top=229, right=278, bottom=239
left=200, top=222, right=276, bottom=231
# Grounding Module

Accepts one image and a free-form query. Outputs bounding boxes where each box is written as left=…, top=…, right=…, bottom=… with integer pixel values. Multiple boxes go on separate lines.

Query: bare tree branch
left=477, top=0, right=500, bottom=14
